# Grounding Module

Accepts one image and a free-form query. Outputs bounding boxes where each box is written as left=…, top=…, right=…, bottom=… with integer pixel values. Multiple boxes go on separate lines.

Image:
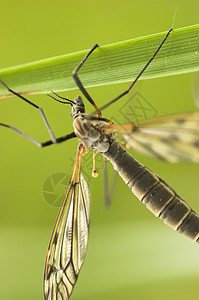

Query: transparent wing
left=101, top=112, right=199, bottom=162
left=44, top=144, right=90, bottom=300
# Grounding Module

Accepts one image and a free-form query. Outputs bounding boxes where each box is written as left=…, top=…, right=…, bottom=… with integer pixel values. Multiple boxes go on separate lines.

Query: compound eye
left=76, top=101, right=84, bottom=108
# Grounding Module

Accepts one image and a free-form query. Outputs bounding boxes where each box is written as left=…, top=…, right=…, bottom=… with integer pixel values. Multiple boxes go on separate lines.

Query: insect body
left=72, top=97, right=199, bottom=245
left=1, top=29, right=199, bottom=300
left=44, top=97, right=199, bottom=299
left=71, top=98, right=199, bottom=245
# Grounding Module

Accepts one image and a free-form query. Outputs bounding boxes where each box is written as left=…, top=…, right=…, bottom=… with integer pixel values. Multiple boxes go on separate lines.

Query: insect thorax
left=73, top=114, right=111, bottom=152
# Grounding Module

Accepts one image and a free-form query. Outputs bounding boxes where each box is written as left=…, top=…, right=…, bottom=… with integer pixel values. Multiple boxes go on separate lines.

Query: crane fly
left=1, top=28, right=199, bottom=300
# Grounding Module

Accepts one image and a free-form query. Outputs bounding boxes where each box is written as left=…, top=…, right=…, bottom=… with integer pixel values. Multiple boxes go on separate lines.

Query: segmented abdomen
left=103, top=141, right=199, bottom=243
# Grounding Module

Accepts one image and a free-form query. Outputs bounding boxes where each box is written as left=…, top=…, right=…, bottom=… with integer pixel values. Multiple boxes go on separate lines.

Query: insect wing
left=101, top=112, right=199, bottom=163
left=44, top=146, right=90, bottom=300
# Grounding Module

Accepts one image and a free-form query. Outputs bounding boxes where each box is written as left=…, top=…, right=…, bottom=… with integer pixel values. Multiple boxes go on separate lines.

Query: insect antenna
left=47, top=91, right=75, bottom=106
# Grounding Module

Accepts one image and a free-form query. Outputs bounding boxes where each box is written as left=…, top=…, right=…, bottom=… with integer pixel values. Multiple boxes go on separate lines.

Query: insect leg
left=82, top=114, right=113, bottom=124
left=0, top=79, right=57, bottom=143
left=0, top=122, right=76, bottom=148
left=41, top=132, right=76, bottom=147
left=72, top=44, right=102, bottom=117
left=98, top=28, right=173, bottom=112
left=103, top=157, right=117, bottom=208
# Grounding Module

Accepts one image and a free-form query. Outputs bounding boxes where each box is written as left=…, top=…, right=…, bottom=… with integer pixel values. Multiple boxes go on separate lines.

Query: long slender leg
left=0, top=122, right=76, bottom=148
left=97, top=28, right=173, bottom=113
left=72, top=44, right=102, bottom=117
left=103, top=157, right=118, bottom=208
left=41, top=132, right=76, bottom=147
left=82, top=114, right=113, bottom=124
left=0, top=79, right=57, bottom=143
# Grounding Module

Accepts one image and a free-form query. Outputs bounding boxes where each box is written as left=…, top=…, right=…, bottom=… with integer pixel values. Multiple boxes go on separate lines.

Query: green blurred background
left=0, top=1, right=199, bottom=299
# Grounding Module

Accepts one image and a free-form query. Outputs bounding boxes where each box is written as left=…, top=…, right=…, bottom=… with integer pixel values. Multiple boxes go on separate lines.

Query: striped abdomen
left=103, top=141, right=199, bottom=243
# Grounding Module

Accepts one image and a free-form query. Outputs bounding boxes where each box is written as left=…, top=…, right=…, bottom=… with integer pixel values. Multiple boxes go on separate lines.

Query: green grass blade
left=0, top=24, right=199, bottom=98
